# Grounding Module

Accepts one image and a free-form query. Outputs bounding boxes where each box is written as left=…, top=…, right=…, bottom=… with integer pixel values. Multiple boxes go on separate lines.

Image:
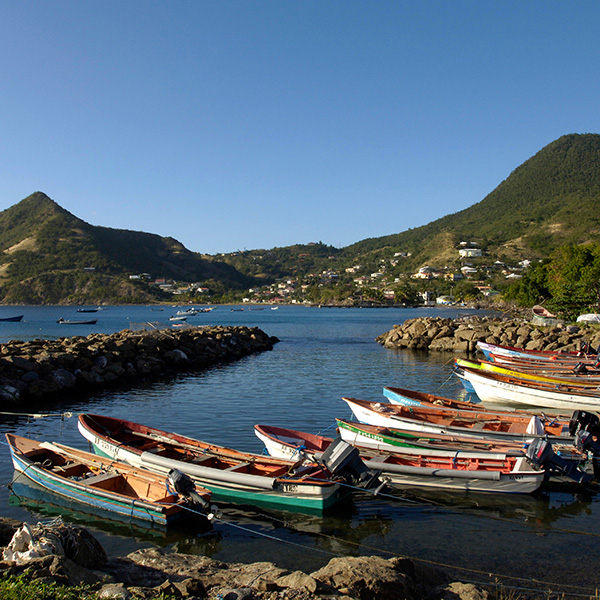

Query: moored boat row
left=7, top=339, right=600, bottom=531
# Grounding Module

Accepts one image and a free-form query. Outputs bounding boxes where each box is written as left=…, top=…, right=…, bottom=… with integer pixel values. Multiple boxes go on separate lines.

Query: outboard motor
left=569, top=410, right=600, bottom=438
left=526, top=438, right=592, bottom=484
left=575, top=431, right=600, bottom=480
left=318, top=438, right=383, bottom=492
left=167, top=468, right=210, bottom=510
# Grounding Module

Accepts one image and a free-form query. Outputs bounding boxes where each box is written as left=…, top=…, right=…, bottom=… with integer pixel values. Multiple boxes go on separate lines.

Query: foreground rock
left=376, top=315, right=600, bottom=354
left=0, top=326, right=279, bottom=407
left=0, top=519, right=489, bottom=599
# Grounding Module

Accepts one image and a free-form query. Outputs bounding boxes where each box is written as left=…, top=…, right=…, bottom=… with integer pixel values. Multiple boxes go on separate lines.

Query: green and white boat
left=78, top=413, right=347, bottom=513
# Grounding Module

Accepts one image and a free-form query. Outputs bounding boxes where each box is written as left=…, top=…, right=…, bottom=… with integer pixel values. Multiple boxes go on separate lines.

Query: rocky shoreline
left=0, top=325, right=279, bottom=407
left=0, top=517, right=490, bottom=600
left=376, top=314, right=600, bottom=355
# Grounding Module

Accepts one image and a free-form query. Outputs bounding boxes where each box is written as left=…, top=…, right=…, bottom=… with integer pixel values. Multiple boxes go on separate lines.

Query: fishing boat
left=168, top=315, right=187, bottom=322
left=76, top=307, right=99, bottom=313
left=384, top=386, right=486, bottom=409
left=455, top=364, right=600, bottom=411
left=0, top=315, right=23, bottom=322
left=77, top=414, right=355, bottom=513
left=342, top=396, right=571, bottom=442
left=532, top=305, right=558, bottom=319
left=57, top=318, right=98, bottom=325
left=175, top=308, right=199, bottom=317
left=6, top=434, right=212, bottom=527
left=477, top=341, right=596, bottom=363
left=455, top=357, right=600, bottom=388
left=254, top=424, right=548, bottom=493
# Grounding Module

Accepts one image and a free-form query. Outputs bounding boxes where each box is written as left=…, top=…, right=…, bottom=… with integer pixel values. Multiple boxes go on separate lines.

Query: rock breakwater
left=0, top=325, right=279, bottom=406
left=376, top=315, right=600, bottom=354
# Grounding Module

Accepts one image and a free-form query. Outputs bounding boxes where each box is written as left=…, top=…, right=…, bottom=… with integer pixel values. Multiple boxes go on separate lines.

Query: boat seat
left=225, top=462, right=250, bottom=471
left=84, top=471, right=120, bottom=485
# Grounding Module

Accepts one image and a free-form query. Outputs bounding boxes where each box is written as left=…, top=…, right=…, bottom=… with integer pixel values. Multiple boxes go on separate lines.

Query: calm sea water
left=0, top=305, right=598, bottom=596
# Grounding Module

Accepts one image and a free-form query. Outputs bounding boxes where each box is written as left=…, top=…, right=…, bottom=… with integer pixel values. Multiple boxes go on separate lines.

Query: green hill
left=338, top=133, right=600, bottom=268
left=0, top=192, right=254, bottom=304
left=2, top=133, right=600, bottom=305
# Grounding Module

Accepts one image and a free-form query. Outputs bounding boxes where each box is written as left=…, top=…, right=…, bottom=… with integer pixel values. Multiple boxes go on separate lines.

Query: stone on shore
left=376, top=315, right=600, bottom=354
left=0, top=518, right=490, bottom=599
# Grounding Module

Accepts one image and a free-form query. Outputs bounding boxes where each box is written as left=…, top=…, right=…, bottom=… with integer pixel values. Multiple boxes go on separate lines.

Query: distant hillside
left=0, top=192, right=254, bottom=304
left=338, top=133, right=600, bottom=269
left=2, top=133, right=599, bottom=305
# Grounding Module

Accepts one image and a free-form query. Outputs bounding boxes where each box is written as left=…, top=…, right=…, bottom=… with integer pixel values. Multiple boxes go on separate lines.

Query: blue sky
left=1, top=2, right=599, bottom=255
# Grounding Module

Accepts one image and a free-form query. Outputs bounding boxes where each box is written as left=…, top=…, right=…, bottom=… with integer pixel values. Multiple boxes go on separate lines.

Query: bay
left=0, top=305, right=598, bottom=595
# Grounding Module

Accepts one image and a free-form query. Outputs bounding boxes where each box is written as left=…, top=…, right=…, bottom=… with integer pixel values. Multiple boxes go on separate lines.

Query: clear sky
left=1, top=2, right=599, bottom=255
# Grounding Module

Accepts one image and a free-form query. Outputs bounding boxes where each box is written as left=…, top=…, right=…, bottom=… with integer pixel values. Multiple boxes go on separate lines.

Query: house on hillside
left=459, top=248, right=482, bottom=258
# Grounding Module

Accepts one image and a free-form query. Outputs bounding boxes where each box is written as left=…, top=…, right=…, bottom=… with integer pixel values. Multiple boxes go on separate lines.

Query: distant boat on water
left=0, top=315, right=23, bottom=322
left=57, top=318, right=98, bottom=325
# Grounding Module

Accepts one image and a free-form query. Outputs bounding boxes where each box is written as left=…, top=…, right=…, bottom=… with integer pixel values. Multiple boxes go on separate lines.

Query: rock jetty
left=0, top=326, right=279, bottom=406
left=376, top=315, right=600, bottom=354
left=0, top=517, right=489, bottom=600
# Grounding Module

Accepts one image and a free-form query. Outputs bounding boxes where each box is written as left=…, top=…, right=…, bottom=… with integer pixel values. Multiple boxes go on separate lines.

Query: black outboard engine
left=318, top=438, right=383, bottom=492
left=167, top=468, right=210, bottom=510
left=569, top=410, right=600, bottom=442
left=575, top=431, right=600, bottom=480
left=526, top=438, right=592, bottom=484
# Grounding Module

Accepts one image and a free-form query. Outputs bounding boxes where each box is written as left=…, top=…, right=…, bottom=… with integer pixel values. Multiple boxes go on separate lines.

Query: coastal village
left=129, top=241, right=531, bottom=307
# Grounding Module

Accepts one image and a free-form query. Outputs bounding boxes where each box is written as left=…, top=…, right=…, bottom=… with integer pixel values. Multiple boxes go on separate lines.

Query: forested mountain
left=335, top=133, right=600, bottom=270
left=0, top=192, right=254, bottom=304
left=1, top=133, right=599, bottom=304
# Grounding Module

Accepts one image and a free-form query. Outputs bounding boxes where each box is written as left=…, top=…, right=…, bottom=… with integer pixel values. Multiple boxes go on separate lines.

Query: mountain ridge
left=1, top=132, right=599, bottom=304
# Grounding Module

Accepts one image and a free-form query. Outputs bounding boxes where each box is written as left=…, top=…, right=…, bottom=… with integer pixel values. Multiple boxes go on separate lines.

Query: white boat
left=577, top=314, right=600, bottom=324
left=456, top=365, right=600, bottom=411
left=254, top=424, right=547, bottom=494
left=341, top=397, right=571, bottom=443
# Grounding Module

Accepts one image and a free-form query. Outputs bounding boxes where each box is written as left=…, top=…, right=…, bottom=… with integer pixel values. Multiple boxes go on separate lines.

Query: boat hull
left=78, top=416, right=345, bottom=513
left=7, top=435, right=190, bottom=526
left=255, top=424, right=544, bottom=494
left=457, top=366, right=600, bottom=411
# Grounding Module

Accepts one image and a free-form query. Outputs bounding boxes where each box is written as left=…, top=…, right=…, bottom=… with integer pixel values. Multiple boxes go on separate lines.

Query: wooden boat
left=384, top=386, right=485, bottom=409
left=476, top=351, right=600, bottom=374
left=57, top=318, right=98, bottom=325
left=342, top=397, right=571, bottom=443
left=455, top=358, right=600, bottom=388
left=0, top=315, right=23, bottom=322
left=533, top=305, right=558, bottom=319
left=6, top=433, right=212, bottom=526
left=477, top=341, right=596, bottom=363
left=78, top=414, right=349, bottom=513
left=254, top=424, right=546, bottom=494
left=455, top=364, right=600, bottom=411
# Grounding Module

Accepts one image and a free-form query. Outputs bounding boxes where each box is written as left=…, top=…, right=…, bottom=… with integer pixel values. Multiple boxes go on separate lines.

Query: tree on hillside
left=546, top=244, right=600, bottom=320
